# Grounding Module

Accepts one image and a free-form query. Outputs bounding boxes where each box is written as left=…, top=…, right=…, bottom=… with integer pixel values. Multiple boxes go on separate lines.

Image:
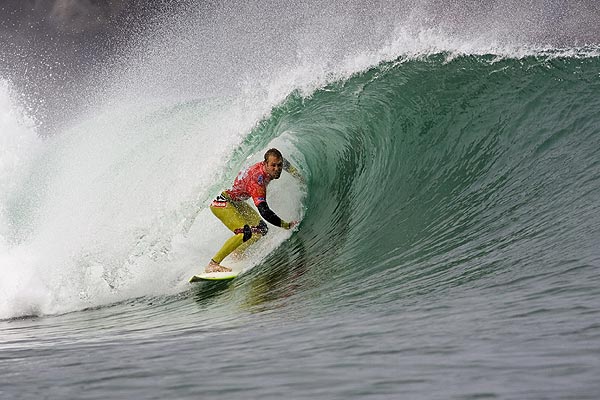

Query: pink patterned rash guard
left=225, top=161, right=272, bottom=206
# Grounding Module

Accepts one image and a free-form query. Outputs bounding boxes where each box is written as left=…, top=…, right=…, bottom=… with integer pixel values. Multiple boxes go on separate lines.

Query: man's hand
left=285, top=220, right=299, bottom=230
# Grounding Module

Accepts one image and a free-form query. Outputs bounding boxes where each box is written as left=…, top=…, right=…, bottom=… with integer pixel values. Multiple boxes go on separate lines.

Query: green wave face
left=254, top=54, right=600, bottom=299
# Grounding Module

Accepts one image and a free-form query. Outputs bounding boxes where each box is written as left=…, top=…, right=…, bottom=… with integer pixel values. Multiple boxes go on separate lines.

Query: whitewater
left=2, top=1, right=600, bottom=399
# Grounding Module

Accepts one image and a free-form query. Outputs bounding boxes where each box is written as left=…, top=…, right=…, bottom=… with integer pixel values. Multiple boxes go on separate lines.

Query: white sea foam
left=0, top=80, right=46, bottom=318
left=0, top=81, right=305, bottom=318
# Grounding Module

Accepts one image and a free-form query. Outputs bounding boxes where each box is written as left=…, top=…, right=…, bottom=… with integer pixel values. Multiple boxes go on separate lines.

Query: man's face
left=264, top=155, right=283, bottom=179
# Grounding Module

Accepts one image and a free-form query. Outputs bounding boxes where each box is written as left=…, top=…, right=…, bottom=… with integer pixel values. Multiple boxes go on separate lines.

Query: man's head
left=263, top=148, right=283, bottom=179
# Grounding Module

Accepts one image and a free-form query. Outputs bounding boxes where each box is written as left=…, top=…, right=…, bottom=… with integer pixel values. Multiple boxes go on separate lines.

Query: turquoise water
left=2, top=2, right=600, bottom=399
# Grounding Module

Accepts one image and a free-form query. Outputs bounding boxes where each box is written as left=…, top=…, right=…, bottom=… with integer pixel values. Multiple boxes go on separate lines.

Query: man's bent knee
left=235, top=221, right=268, bottom=242
left=242, top=225, right=252, bottom=242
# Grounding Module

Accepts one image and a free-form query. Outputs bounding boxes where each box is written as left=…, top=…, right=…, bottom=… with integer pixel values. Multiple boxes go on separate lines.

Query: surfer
left=205, top=148, right=302, bottom=272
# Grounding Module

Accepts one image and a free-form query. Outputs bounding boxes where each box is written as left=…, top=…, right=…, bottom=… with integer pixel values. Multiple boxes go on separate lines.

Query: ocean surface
left=2, top=1, right=600, bottom=399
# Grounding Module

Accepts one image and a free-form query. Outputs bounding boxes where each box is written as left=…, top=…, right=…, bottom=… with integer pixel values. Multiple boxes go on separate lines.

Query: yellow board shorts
left=210, top=192, right=264, bottom=263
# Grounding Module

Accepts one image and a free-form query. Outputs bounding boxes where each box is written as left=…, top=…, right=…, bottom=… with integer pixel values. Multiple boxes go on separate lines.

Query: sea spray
left=0, top=80, right=46, bottom=318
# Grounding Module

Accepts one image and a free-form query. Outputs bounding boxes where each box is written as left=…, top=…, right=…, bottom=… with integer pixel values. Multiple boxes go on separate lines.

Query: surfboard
left=189, top=270, right=240, bottom=282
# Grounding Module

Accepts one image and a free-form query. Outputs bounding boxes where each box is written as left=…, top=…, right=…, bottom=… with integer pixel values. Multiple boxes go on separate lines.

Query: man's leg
left=230, top=201, right=264, bottom=258
left=208, top=200, right=263, bottom=271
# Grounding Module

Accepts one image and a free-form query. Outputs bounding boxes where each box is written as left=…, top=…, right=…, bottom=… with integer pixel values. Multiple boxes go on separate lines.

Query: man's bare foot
left=205, top=259, right=232, bottom=273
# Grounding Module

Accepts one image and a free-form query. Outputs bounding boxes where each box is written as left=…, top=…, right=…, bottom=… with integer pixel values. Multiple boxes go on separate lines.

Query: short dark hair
left=264, top=148, right=283, bottom=162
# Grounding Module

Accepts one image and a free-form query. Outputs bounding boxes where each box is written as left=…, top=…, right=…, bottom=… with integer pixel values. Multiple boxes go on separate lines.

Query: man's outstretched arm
left=257, top=201, right=296, bottom=229
left=282, top=158, right=304, bottom=183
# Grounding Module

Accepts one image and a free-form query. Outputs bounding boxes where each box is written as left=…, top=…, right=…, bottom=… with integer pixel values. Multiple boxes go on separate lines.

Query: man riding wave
left=205, top=148, right=303, bottom=272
